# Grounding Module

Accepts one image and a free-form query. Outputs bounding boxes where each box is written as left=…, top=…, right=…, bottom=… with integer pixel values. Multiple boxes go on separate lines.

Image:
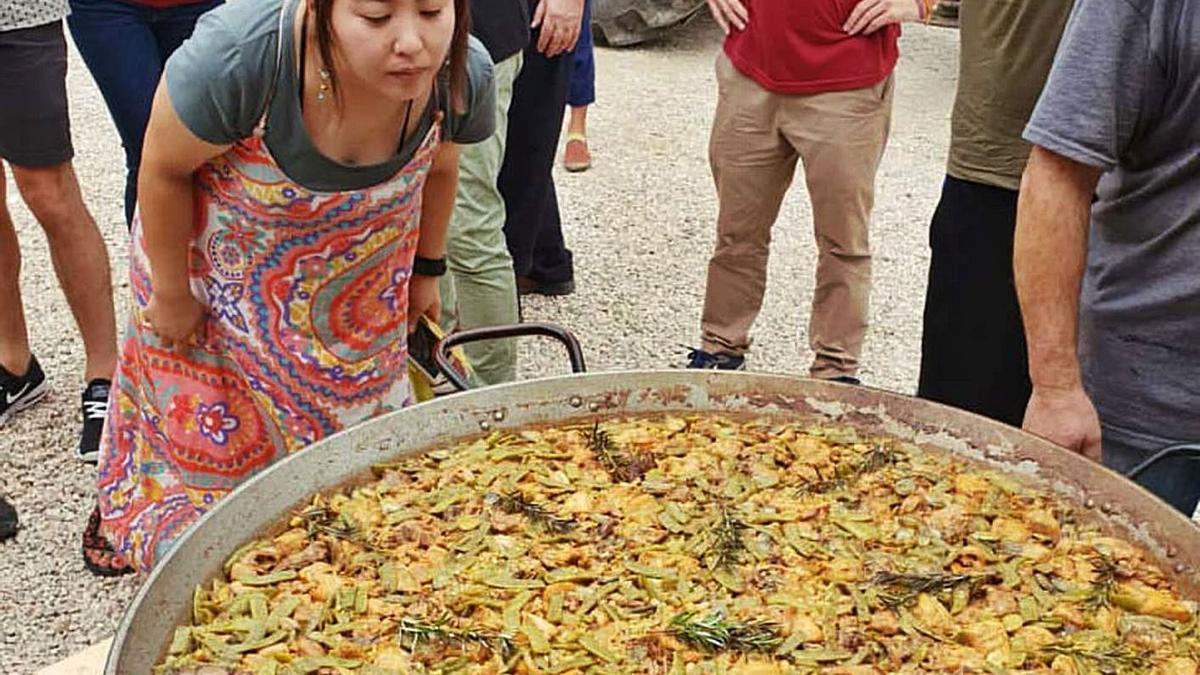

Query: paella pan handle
left=1123, top=444, right=1200, bottom=517
left=1125, top=444, right=1200, bottom=480
left=434, top=322, right=587, bottom=392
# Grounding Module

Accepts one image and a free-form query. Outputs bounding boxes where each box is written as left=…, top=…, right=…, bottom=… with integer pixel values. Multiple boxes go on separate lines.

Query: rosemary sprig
left=666, top=611, right=783, bottom=654
left=300, top=507, right=362, bottom=544
left=861, top=442, right=901, bottom=473
left=705, top=504, right=748, bottom=570
left=1083, top=552, right=1121, bottom=609
left=398, top=616, right=515, bottom=658
left=490, top=491, right=576, bottom=534
left=588, top=422, right=656, bottom=482
left=871, top=570, right=995, bottom=607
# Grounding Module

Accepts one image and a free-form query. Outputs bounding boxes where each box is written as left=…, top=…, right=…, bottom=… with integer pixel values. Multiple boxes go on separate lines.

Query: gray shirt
left=1024, top=0, right=1200, bottom=442
left=0, top=0, right=68, bottom=32
left=165, top=0, right=496, bottom=192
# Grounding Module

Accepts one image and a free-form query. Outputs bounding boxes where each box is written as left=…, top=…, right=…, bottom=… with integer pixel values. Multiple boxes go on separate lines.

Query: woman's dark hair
left=312, top=0, right=471, bottom=112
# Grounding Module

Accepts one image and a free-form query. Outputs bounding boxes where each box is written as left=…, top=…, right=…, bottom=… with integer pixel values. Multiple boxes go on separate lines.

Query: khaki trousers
left=701, top=54, right=893, bottom=379
left=438, top=52, right=523, bottom=386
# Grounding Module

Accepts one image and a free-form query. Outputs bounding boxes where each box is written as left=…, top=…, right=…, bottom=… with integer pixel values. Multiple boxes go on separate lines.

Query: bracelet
left=412, top=255, right=447, bottom=277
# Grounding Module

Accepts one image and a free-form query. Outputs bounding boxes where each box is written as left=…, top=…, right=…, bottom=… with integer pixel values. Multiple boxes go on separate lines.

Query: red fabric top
left=127, top=0, right=213, bottom=8
left=724, top=0, right=901, bottom=95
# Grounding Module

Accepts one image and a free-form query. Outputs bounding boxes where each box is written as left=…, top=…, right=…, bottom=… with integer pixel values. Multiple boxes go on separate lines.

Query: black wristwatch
left=413, top=255, right=447, bottom=277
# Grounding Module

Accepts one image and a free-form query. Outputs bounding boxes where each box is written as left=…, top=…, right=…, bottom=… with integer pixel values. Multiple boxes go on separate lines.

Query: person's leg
left=699, top=54, right=798, bottom=357
left=500, top=34, right=575, bottom=288
left=438, top=52, right=523, bottom=385
left=149, top=0, right=222, bottom=63
left=785, top=76, right=893, bottom=380
left=67, top=0, right=162, bottom=226
left=917, top=176, right=1032, bottom=426
left=564, top=0, right=595, bottom=172
left=11, top=162, right=117, bottom=384
left=0, top=166, right=31, bottom=377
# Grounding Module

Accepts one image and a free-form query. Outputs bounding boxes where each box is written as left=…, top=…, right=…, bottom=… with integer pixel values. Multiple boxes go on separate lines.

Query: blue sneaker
left=683, top=348, right=746, bottom=371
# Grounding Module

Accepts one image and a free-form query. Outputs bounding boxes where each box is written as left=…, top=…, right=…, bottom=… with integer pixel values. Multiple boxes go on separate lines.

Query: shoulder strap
left=254, top=0, right=290, bottom=134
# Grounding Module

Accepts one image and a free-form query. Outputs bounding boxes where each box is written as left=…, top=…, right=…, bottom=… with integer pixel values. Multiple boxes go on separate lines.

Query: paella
left=156, top=415, right=1200, bottom=674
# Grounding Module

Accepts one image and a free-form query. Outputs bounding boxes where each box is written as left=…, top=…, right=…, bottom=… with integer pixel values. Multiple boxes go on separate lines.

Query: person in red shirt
left=685, top=0, right=929, bottom=382
left=67, top=0, right=223, bottom=229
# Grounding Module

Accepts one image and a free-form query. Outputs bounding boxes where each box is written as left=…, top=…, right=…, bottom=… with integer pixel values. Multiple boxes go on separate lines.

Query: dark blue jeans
left=67, top=0, right=221, bottom=226
left=568, top=0, right=595, bottom=108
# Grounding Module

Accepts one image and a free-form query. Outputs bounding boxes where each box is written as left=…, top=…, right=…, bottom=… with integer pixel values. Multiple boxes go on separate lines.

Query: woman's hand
left=533, top=0, right=584, bottom=57
left=407, top=275, right=441, bottom=334
left=844, top=0, right=922, bottom=35
left=145, top=290, right=206, bottom=348
left=707, top=0, right=749, bottom=34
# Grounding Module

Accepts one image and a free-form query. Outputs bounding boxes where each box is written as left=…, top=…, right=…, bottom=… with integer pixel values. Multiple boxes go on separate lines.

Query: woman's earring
left=317, top=68, right=331, bottom=101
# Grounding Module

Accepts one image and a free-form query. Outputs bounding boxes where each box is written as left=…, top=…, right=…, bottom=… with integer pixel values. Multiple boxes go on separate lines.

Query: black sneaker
left=0, top=355, right=48, bottom=427
left=516, top=275, right=576, bottom=297
left=683, top=348, right=746, bottom=370
left=0, top=496, right=17, bottom=543
left=830, top=375, right=862, bottom=386
left=79, top=379, right=111, bottom=465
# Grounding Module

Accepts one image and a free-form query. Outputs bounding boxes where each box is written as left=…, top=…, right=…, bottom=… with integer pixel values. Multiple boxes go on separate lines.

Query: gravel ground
left=0, top=16, right=960, bottom=671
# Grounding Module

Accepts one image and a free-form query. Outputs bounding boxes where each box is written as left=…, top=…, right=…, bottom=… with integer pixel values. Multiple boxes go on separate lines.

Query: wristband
left=412, top=255, right=448, bottom=277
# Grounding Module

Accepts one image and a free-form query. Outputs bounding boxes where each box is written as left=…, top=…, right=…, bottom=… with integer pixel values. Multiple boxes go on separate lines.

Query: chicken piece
left=785, top=612, right=825, bottom=644
left=274, top=540, right=329, bottom=571
left=991, top=517, right=1032, bottom=543
left=913, top=594, right=955, bottom=635
left=1113, top=582, right=1194, bottom=623
left=1023, top=508, right=1061, bottom=542
left=868, top=610, right=900, bottom=637
left=1049, top=602, right=1089, bottom=629
left=1161, top=657, right=1200, bottom=675
left=954, top=473, right=994, bottom=499
left=929, top=504, right=970, bottom=542
left=1013, top=625, right=1057, bottom=651
left=956, top=619, right=1009, bottom=655
left=928, top=643, right=986, bottom=671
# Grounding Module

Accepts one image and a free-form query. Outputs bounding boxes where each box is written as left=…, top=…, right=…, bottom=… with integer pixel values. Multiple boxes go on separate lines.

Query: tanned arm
left=138, top=81, right=232, bottom=348
left=407, top=140, right=459, bottom=331
left=1014, top=145, right=1105, bottom=461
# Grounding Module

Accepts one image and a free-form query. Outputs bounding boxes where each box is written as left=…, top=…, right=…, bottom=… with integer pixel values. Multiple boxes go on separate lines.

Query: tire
left=592, top=0, right=708, bottom=46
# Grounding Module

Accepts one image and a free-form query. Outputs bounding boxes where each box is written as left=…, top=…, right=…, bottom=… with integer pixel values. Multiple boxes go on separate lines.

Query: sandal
left=563, top=132, right=592, bottom=173
left=82, top=505, right=134, bottom=577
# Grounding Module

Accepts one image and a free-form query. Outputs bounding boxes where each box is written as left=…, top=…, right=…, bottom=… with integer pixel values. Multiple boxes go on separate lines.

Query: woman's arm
left=138, top=81, right=232, bottom=344
left=407, top=141, right=460, bottom=330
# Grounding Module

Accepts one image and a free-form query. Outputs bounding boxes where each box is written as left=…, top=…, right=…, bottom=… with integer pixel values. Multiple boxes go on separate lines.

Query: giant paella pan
left=108, top=327, right=1200, bottom=674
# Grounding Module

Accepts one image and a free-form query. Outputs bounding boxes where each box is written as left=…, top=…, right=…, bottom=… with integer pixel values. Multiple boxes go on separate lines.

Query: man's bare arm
left=1014, top=146, right=1104, bottom=460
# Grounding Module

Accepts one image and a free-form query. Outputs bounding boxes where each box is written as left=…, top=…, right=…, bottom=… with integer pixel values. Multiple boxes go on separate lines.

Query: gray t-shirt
left=165, top=0, right=496, bottom=192
left=1024, top=0, right=1200, bottom=443
left=0, top=0, right=68, bottom=32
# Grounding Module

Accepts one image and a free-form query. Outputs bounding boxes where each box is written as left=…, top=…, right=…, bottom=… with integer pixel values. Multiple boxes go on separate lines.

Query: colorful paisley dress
left=97, top=121, right=440, bottom=572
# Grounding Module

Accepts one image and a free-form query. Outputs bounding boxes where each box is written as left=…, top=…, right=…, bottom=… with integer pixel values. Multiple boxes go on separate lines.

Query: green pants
left=439, top=52, right=523, bottom=386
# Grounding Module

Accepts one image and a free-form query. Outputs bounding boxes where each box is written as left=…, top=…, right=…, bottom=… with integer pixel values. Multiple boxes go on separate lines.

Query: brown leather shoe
left=563, top=133, right=592, bottom=173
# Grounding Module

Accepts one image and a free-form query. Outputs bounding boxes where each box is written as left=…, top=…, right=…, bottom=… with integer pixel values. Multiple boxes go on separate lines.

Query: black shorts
left=0, top=21, right=73, bottom=167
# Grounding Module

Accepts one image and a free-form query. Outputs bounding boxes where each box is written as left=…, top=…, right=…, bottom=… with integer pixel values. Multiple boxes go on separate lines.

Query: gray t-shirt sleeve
left=444, top=36, right=497, bottom=144
left=1023, top=0, right=1153, bottom=171
left=164, top=7, right=274, bottom=145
